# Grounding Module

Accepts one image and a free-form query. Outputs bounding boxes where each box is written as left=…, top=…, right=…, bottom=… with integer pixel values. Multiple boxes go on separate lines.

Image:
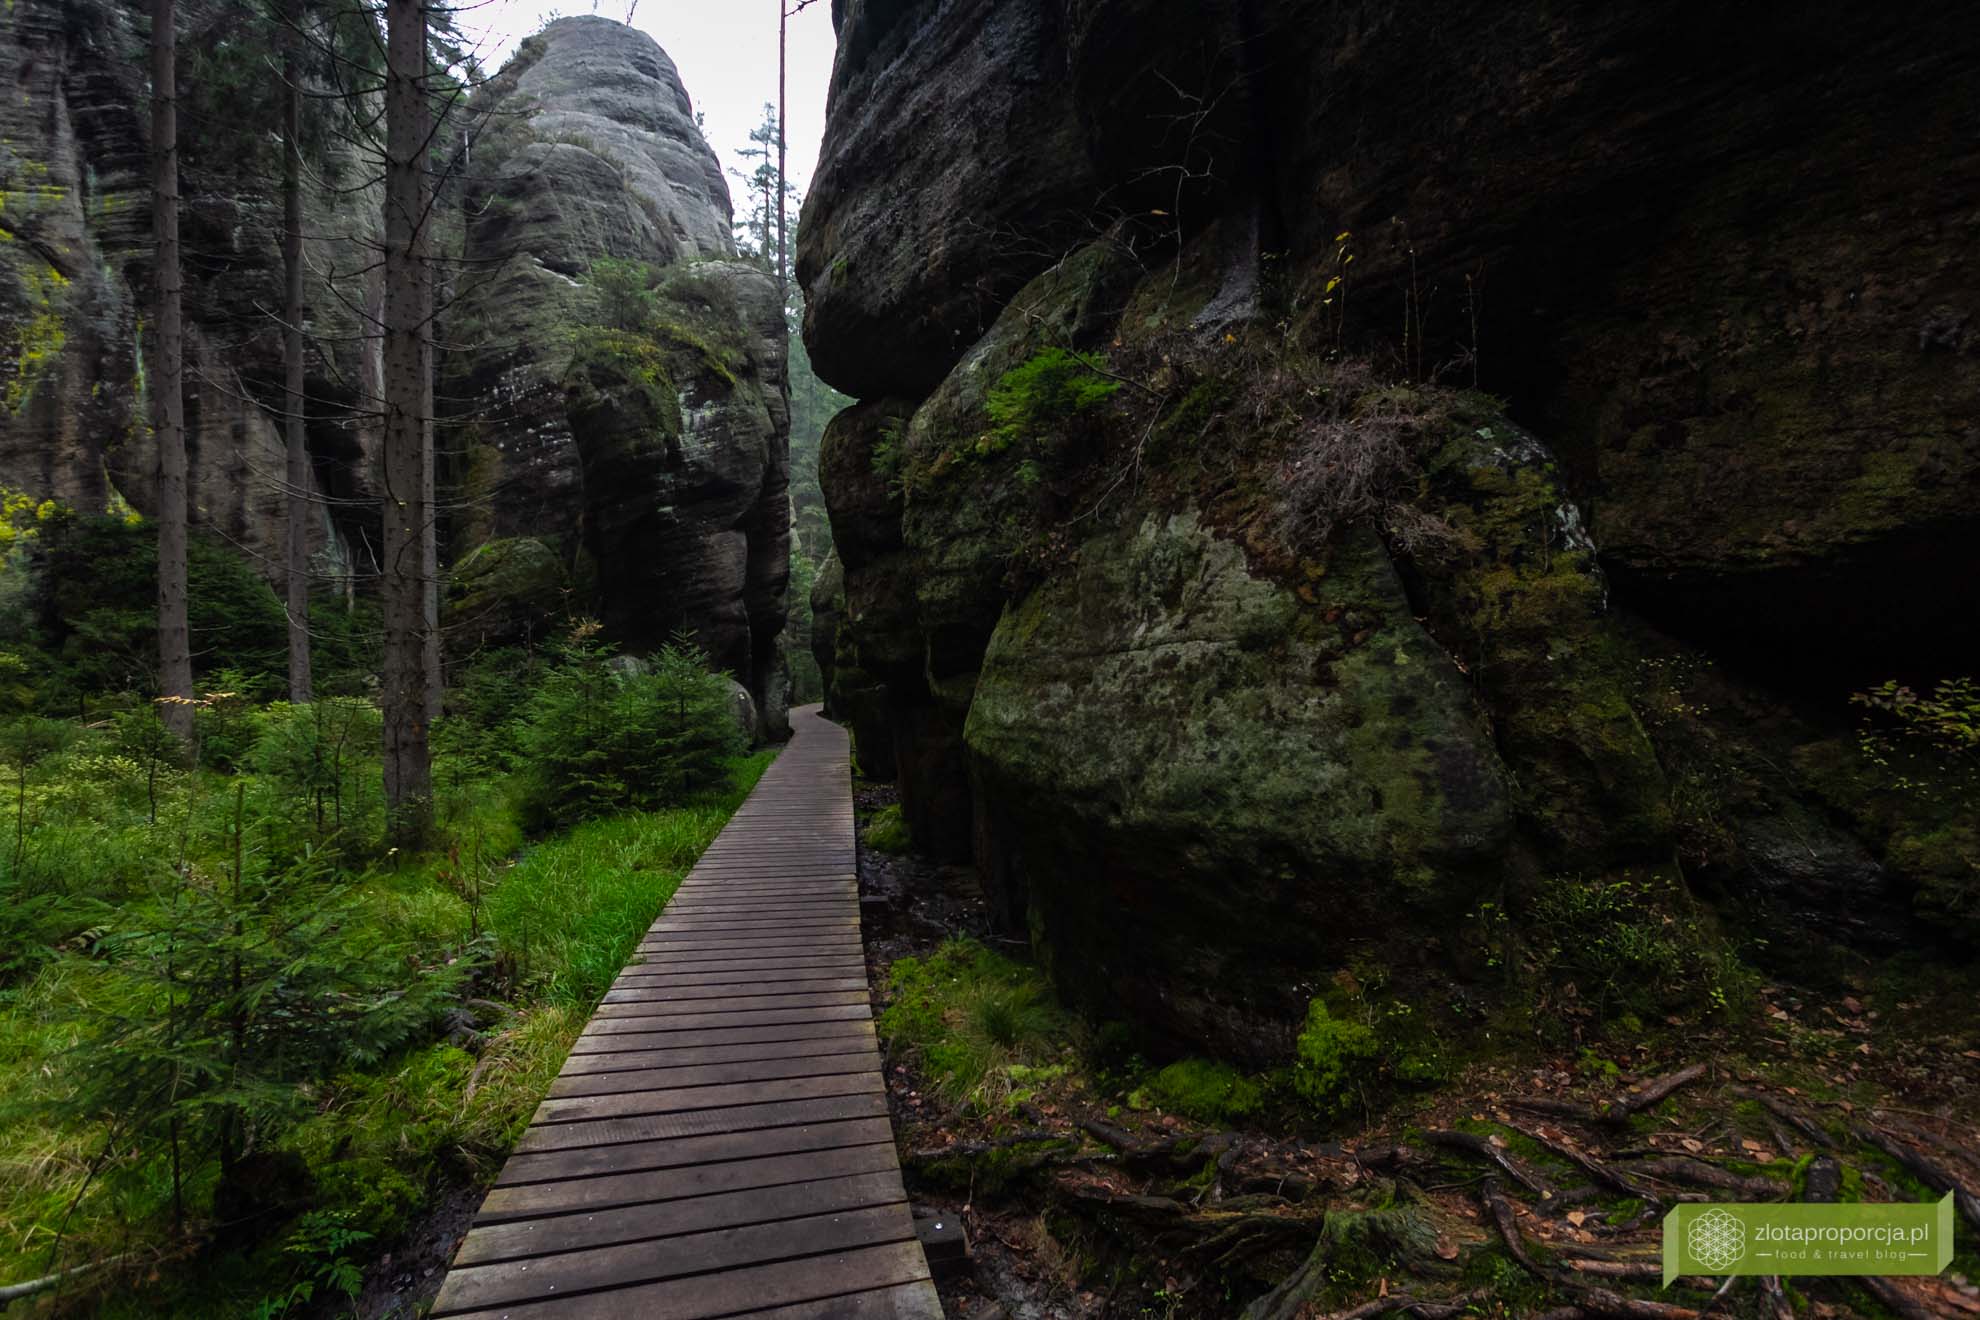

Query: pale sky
left=451, top=0, right=839, bottom=215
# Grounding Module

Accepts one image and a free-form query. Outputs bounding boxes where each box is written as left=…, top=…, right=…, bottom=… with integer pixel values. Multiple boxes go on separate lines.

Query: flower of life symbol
left=1687, top=1207, right=1746, bottom=1272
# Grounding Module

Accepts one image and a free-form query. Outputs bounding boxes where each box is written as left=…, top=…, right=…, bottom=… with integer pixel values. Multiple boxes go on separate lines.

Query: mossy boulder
left=967, top=510, right=1510, bottom=1059
left=444, top=537, right=571, bottom=651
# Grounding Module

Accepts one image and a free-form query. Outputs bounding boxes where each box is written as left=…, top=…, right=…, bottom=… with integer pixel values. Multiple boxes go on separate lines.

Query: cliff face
left=0, top=8, right=792, bottom=725
left=800, top=0, right=1979, bottom=1059
left=0, top=0, right=378, bottom=579
left=447, top=17, right=791, bottom=729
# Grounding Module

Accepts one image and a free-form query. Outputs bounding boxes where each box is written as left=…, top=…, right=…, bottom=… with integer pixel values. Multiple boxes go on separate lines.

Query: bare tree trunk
left=381, top=0, right=431, bottom=843
left=151, top=0, right=193, bottom=741
left=282, top=15, right=313, bottom=704
left=418, top=91, right=442, bottom=725
left=777, top=0, right=788, bottom=296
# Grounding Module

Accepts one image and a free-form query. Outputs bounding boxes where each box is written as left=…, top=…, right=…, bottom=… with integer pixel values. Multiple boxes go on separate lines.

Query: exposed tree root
left=1566, top=1285, right=1702, bottom=1319
left=1622, top=1157, right=1780, bottom=1199
left=1857, top=1274, right=1940, bottom=1320
left=1427, top=1129, right=1557, bottom=1201
left=1727, top=1086, right=1834, bottom=1149
left=1851, top=1121, right=1980, bottom=1232
left=1479, top=1176, right=1546, bottom=1276
left=1506, top=1120, right=1661, bottom=1205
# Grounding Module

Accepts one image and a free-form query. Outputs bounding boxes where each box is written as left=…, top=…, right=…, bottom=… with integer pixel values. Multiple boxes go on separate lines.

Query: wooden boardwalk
left=431, top=706, right=942, bottom=1319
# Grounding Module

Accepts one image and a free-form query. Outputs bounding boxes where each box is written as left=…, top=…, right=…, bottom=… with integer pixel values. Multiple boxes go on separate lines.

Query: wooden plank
left=584, top=1002, right=871, bottom=1030
left=663, top=893, right=856, bottom=905
left=736, top=1281, right=946, bottom=1319
left=496, top=1117, right=896, bottom=1187
left=436, top=1240, right=934, bottom=1320
left=559, top=1031, right=877, bottom=1074
left=614, top=965, right=867, bottom=988
left=649, top=915, right=861, bottom=930
left=629, top=948, right=866, bottom=965
left=435, top=706, right=934, bottom=1314
left=633, top=935, right=865, bottom=952
left=618, top=956, right=868, bottom=978
left=434, top=1204, right=916, bottom=1314
left=512, top=1092, right=892, bottom=1154
left=597, top=989, right=869, bottom=1012
left=640, top=929, right=865, bottom=946
left=454, top=1171, right=909, bottom=1266
left=569, top=1020, right=877, bottom=1052
left=603, top=977, right=868, bottom=1001
left=531, top=1072, right=882, bottom=1127
left=475, top=1142, right=901, bottom=1223
left=547, top=1049, right=878, bottom=1098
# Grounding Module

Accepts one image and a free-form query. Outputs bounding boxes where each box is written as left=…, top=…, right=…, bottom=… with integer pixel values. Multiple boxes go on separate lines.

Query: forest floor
left=851, top=785, right=1980, bottom=1320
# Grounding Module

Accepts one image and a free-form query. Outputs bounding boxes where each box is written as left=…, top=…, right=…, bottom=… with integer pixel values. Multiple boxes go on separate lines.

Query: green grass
left=489, top=753, right=773, bottom=1005
left=0, top=736, right=774, bottom=1316
left=864, top=802, right=911, bottom=854
left=879, top=938, right=1074, bottom=1110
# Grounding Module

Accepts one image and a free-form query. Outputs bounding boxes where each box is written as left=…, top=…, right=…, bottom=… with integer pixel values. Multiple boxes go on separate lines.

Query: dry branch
left=1608, top=1064, right=1709, bottom=1122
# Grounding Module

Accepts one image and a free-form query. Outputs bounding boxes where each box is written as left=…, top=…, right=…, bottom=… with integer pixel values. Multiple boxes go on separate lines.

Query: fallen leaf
left=1680, top=1138, right=1704, bottom=1153
left=1567, top=1210, right=1588, bottom=1227
left=1842, top=996, right=1865, bottom=1014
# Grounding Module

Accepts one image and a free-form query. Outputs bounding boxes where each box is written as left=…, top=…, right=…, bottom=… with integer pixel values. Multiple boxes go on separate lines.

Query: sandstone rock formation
left=1, top=6, right=793, bottom=728
left=447, top=17, right=790, bottom=731
left=0, top=0, right=377, bottom=582
left=801, top=0, right=1979, bottom=1059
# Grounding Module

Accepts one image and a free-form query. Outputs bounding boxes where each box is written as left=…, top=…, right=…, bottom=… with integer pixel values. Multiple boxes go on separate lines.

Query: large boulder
left=800, top=0, right=1978, bottom=1059
left=447, top=18, right=790, bottom=712
left=969, top=514, right=1509, bottom=1055
left=796, top=0, right=1101, bottom=399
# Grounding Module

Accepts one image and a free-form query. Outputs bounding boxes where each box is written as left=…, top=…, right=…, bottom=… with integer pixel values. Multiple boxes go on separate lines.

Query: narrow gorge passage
left=430, top=708, right=940, bottom=1319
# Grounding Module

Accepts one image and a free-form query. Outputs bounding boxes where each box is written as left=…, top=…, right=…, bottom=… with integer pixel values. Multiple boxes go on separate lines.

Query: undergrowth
left=0, top=607, right=773, bottom=1314
left=879, top=938, right=1075, bottom=1112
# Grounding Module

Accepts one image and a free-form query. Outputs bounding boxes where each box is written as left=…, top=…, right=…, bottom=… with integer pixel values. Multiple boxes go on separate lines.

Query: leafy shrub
left=514, top=625, right=746, bottom=830
left=1853, top=676, right=1979, bottom=796
left=870, top=418, right=906, bottom=494
left=1527, top=872, right=1745, bottom=1020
